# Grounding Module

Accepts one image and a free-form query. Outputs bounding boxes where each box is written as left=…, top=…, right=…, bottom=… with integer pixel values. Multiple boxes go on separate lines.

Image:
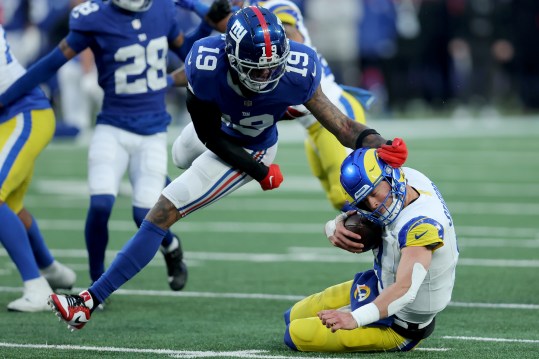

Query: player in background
left=176, top=0, right=376, bottom=211
left=47, top=6, right=407, bottom=331
left=0, top=25, right=76, bottom=312
left=0, top=0, right=231, bottom=292
left=284, top=148, right=459, bottom=353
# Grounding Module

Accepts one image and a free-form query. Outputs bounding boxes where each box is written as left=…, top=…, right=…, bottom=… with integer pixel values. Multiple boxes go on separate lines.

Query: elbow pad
left=387, top=263, right=427, bottom=316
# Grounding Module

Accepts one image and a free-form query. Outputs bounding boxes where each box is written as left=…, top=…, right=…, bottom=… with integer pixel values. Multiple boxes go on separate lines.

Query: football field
left=1, top=118, right=538, bottom=358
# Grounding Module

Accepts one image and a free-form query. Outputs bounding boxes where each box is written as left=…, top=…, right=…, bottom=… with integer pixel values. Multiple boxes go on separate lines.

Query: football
left=344, top=214, right=383, bottom=251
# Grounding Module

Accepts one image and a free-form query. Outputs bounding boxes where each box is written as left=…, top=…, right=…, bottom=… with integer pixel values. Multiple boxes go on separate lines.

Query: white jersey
left=0, top=26, right=26, bottom=94
left=258, top=0, right=345, bottom=128
left=373, top=167, right=459, bottom=324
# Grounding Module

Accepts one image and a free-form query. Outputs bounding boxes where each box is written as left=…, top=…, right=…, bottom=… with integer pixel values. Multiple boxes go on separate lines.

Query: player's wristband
left=354, top=128, right=380, bottom=149
left=351, top=302, right=380, bottom=328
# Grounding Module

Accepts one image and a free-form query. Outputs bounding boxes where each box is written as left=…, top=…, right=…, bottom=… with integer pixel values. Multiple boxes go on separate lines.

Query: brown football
left=344, top=214, right=383, bottom=251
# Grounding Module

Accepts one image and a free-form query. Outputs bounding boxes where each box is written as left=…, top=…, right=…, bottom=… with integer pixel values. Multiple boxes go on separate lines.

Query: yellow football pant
left=304, top=90, right=367, bottom=210
left=0, top=109, right=55, bottom=213
left=286, top=280, right=419, bottom=352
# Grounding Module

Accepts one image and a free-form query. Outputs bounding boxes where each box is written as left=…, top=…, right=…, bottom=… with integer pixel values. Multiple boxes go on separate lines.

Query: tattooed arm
left=304, top=86, right=386, bottom=149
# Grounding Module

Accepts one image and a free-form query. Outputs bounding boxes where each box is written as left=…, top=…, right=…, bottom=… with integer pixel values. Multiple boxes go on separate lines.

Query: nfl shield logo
left=244, top=100, right=252, bottom=107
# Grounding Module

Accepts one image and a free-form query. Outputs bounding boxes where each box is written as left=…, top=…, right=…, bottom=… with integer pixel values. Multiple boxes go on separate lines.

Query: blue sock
left=133, top=206, right=173, bottom=248
left=0, top=203, right=40, bottom=281
left=27, top=216, right=54, bottom=269
left=85, top=194, right=115, bottom=282
left=89, top=220, right=166, bottom=302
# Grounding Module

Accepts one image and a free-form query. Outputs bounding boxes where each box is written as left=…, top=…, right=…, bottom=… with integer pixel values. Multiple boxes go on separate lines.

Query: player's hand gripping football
left=324, top=211, right=365, bottom=253
left=259, top=164, right=284, bottom=191
left=377, top=137, right=408, bottom=168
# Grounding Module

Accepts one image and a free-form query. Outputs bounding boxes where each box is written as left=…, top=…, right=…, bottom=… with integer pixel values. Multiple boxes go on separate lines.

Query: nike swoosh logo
left=415, top=230, right=428, bottom=240
left=187, top=53, right=192, bottom=65
left=311, top=66, right=317, bottom=77
left=269, top=176, right=274, bottom=187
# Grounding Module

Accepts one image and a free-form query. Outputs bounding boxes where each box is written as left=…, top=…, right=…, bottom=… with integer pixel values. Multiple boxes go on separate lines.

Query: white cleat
left=41, top=261, right=77, bottom=290
left=7, top=276, right=53, bottom=312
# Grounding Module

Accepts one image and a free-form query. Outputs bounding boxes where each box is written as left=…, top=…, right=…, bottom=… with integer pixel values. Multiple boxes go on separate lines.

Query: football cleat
left=162, top=235, right=188, bottom=291
left=41, top=260, right=77, bottom=290
left=48, top=291, right=93, bottom=331
left=7, top=276, right=53, bottom=312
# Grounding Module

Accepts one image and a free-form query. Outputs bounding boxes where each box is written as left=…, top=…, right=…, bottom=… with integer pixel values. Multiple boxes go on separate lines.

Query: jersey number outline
left=286, top=51, right=310, bottom=77
left=71, top=2, right=100, bottom=19
left=114, top=36, right=168, bottom=95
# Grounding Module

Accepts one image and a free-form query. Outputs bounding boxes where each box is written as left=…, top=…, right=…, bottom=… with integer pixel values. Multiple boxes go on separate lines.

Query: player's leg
left=283, top=281, right=413, bottom=352
left=163, top=144, right=277, bottom=217
left=284, top=280, right=353, bottom=325
left=286, top=316, right=412, bottom=352
left=49, top=144, right=278, bottom=329
left=0, top=109, right=55, bottom=311
left=129, top=131, right=187, bottom=291
left=18, top=208, right=76, bottom=290
left=85, top=125, right=127, bottom=283
left=171, top=121, right=207, bottom=169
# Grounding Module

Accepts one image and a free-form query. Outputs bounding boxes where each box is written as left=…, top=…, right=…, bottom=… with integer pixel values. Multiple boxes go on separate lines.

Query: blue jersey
left=67, top=0, right=181, bottom=135
left=185, top=35, right=321, bottom=150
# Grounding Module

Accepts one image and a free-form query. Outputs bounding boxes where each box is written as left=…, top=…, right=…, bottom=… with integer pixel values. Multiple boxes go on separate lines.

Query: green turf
left=0, top=121, right=538, bottom=358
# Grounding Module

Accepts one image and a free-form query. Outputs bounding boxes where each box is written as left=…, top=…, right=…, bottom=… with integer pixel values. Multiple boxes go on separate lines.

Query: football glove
left=377, top=137, right=408, bottom=168
left=259, top=164, right=284, bottom=191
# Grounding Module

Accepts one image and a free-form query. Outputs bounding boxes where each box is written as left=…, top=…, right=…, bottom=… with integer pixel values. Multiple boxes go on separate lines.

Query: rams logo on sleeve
left=398, top=216, right=444, bottom=251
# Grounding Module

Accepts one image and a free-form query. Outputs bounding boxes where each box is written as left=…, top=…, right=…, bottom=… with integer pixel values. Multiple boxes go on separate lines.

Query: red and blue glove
left=377, top=137, right=408, bottom=168
left=259, top=164, right=284, bottom=191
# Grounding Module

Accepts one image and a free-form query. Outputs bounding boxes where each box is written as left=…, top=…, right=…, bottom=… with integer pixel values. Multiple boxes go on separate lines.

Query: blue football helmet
left=225, top=6, right=290, bottom=93
left=112, top=0, right=152, bottom=12
left=340, top=148, right=407, bottom=226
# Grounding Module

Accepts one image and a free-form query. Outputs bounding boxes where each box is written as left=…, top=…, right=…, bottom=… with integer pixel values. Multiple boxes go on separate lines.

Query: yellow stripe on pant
left=0, top=108, right=55, bottom=213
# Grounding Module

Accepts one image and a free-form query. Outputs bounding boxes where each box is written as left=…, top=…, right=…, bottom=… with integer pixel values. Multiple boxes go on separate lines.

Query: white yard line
left=0, top=286, right=537, bottom=310
left=0, top=343, right=449, bottom=357
left=442, top=336, right=539, bottom=344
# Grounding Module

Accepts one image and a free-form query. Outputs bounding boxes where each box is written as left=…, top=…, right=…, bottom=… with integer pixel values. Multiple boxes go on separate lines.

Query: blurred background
left=2, top=0, right=539, bottom=139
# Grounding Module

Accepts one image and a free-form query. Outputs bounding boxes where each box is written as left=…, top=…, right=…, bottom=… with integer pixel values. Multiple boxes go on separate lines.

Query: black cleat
left=163, top=236, right=188, bottom=291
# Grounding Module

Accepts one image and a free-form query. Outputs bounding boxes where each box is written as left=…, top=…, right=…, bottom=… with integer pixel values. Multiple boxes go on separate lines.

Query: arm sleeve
left=0, top=47, right=69, bottom=107
left=170, top=22, right=213, bottom=61
left=186, top=89, right=269, bottom=181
